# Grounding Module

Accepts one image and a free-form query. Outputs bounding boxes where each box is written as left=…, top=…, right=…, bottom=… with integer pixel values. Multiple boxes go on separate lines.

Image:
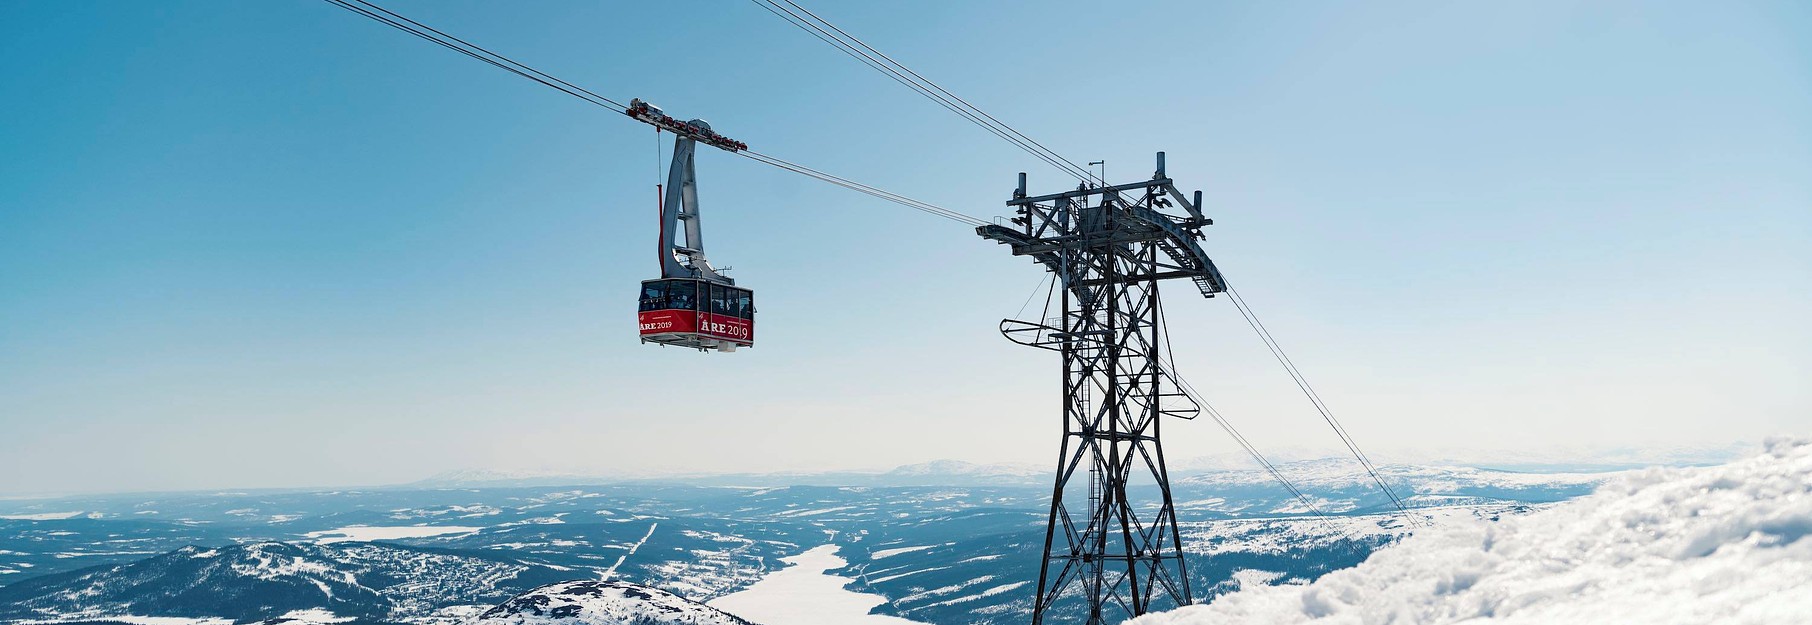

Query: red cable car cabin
left=638, top=278, right=754, bottom=351
left=632, top=99, right=754, bottom=353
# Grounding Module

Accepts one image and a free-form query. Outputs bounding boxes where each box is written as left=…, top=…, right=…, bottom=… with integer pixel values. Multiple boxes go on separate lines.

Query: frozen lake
left=302, top=525, right=481, bottom=544
left=709, top=544, right=927, bottom=625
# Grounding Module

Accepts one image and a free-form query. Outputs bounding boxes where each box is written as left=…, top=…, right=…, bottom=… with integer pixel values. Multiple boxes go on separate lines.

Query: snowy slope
left=1131, top=438, right=1812, bottom=625
left=474, top=580, right=757, bottom=625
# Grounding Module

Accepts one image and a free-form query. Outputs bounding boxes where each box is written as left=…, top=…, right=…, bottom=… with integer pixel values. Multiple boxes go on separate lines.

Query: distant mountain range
left=408, top=443, right=1750, bottom=491
left=410, top=457, right=1626, bottom=498
left=411, top=460, right=1050, bottom=489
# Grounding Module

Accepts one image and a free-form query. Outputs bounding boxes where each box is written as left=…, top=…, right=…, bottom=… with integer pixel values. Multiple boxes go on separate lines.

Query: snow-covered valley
left=0, top=456, right=1748, bottom=625
left=708, top=545, right=925, bottom=625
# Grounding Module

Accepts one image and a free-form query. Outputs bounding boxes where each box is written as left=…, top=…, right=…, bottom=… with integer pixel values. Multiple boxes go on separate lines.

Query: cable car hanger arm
left=626, top=99, right=748, bottom=153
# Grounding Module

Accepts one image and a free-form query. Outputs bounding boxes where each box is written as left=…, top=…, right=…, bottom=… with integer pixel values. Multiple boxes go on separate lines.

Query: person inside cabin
left=640, top=282, right=666, bottom=311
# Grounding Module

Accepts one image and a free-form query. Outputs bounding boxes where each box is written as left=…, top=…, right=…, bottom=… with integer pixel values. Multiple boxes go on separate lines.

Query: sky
left=1, top=0, right=1807, bottom=496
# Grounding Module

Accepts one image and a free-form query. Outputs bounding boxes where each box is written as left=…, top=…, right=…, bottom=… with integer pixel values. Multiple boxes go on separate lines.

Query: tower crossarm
left=979, top=152, right=1228, bottom=299
left=1124, top=202, right=1227, bottom=297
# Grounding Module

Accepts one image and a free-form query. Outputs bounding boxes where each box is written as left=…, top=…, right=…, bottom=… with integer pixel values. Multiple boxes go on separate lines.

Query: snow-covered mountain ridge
left=413, top=460, right=1048, bottom=488
left=1133, top=437, right=1812, bottom=625
left=474, top=580, right=756, bottom=625
left=0, top=541, right=574, bottom=624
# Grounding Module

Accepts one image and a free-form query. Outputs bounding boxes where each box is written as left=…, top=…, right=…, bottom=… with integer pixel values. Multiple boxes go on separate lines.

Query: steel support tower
left=979, top=153, right=1228, bottom=624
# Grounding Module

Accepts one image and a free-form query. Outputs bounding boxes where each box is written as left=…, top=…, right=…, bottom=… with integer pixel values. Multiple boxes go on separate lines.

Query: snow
left=269, top=608, right=355, bottom=624
left=1177, top=504, right=1513, bottom=557
left=1178, top=459, right=1617, bottom=492
left=600, top=522, right=657, bottom=579
left=708, top=545, right=930, bottom=625
left=870, top=545, right=935, bottom=559
left=867, top=566, right=950, bottom=584
left=921, top=580, right=1028, bottom=608
left=0, top=511, right=85, bottom=520
left=302, top=525, right=481, bottom=544
left=474, top=580, right=747, bottom=625
left=777, top=506, right=859, bottom=518
left=20, top=617, right=234, bottom=625
left=1133, top=437, right=1812, bottom=625
left=1227, top=569, right=1283, bottom=591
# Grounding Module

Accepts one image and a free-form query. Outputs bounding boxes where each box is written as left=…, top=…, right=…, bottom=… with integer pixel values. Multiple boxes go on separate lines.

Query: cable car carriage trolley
left=629, top=99, right=755, bottom=352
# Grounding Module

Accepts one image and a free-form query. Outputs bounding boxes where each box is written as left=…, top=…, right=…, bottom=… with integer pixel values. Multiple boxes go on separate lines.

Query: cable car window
left=709, top=284, right=728, bottom=315
left=669, top=280, right=694, bottom=311
left=640, top=282, right=666, bottom=312
left=736, top=290, right=753, bottom=319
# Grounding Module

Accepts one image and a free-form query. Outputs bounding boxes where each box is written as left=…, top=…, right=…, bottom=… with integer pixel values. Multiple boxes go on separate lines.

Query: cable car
left=638, top=278, right=754, bottom=351
left=629, top=99, right=755, bottom=352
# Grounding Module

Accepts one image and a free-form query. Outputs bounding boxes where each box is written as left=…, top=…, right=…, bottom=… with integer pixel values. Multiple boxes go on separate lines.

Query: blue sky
left=1, top=0, right=1807, bottom=495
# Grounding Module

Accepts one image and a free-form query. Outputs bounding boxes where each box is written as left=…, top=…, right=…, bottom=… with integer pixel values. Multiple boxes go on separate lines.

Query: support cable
left=1223, top=285, right=1421, bottom=526
left=1014, top=273, right=1055, bottom=321
left=748, top=0, right=1085, bottom=183
left=739, top=150, right=987, bottom=226
left=1154, top=296, right=1351, bottom=538
left=320, top=0, right=988, bottom=228
left=779, top=0, right=1098, bottom=183
left=750, top=0, right=1100, bottom=185
left=775, top=0, right=1099, bottom=183
left=326, top=0, right=626, bottom=112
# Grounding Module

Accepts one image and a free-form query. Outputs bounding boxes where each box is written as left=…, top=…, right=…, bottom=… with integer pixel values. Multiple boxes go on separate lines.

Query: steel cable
left=321, top=0, right=989, bottom=228
left=750, top=0, right=1099, bottom=184
left=1223, top=285, right=1421, bottom=526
